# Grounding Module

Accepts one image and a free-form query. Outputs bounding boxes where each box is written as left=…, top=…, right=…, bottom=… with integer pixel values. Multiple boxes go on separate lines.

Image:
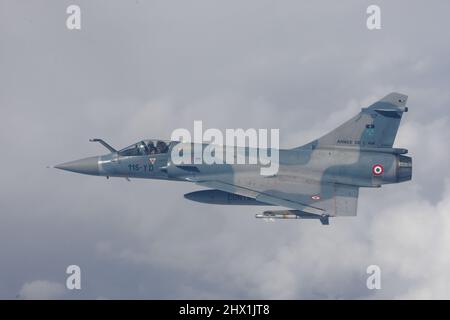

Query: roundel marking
left=372, top=164, right=384, bottom=176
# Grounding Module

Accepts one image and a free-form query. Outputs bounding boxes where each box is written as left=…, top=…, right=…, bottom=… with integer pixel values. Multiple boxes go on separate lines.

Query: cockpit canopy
left=118, top=140, right=173, bottom=157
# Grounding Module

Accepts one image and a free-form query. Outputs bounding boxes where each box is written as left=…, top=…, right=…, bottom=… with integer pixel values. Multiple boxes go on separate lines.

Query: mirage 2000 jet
left=55, top=93, right=412, bottom=225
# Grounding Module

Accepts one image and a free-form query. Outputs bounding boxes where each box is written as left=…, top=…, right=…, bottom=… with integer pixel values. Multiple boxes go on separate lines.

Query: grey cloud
left=19, top=280, right=66, bottom=300
left=1, top=0, right=450, bottom=299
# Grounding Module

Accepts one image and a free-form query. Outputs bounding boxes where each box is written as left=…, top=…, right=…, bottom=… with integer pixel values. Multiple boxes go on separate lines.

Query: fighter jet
left=55, top=93, right=412, bottom=225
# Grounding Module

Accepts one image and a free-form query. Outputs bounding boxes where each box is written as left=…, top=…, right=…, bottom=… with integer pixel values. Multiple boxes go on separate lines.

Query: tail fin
left=301, top=92, right=408, bottom=149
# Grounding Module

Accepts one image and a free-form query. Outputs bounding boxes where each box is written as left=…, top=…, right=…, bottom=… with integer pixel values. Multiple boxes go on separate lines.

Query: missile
left=256, top=210, right=330, bottom=225
left=255, top=212, right=299, bottom=219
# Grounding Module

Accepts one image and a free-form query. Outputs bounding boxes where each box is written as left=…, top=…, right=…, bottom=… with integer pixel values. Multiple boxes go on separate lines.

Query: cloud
left=1, top=0, right=450, bottom=299
left=19, top=280, right=66, bottom=300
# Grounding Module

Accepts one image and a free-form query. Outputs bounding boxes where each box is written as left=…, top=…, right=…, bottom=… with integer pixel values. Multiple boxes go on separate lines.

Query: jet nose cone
left=55, top=156, right=99, bottom=175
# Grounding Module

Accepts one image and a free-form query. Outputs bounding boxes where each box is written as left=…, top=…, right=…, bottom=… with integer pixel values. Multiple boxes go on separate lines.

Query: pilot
left=156, top=141, right=168, bottom=154
left=148, top=141, right=157, bottom=154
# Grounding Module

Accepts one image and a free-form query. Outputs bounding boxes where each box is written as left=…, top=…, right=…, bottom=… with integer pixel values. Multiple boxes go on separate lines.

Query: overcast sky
left=1, top=0, right=450, bottom=299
